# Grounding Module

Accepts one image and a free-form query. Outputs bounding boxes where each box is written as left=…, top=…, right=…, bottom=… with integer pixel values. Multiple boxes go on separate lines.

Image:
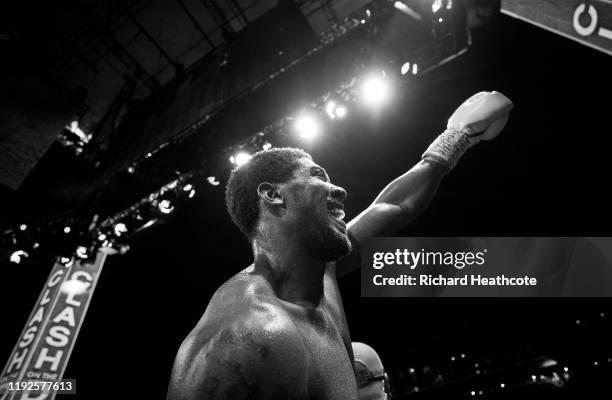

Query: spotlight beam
left=294, top=114, right=321, bottom=139
left=360, top=74, right=392, bottom=107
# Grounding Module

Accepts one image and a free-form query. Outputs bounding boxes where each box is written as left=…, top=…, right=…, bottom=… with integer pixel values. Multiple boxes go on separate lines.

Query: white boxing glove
left=422, top=91, right=513, bottom=170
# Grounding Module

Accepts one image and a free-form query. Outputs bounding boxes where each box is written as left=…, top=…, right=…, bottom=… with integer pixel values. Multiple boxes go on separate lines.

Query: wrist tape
left=422, top=129, right=473, bottom=170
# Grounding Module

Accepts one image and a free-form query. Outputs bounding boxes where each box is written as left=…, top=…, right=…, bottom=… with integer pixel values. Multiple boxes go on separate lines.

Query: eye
left=312, top=168, right=327, bottom=181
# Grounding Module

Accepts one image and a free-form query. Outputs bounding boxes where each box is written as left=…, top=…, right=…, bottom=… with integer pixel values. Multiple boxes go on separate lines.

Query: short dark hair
left=225, top=147, right=311, bottom=240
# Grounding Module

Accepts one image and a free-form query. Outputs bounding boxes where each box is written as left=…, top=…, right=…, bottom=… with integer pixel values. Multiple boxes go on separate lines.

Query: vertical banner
left=0, top=261, right=69, bottom=398
left=0, top=251, right=107, bottom=400
left=501, top=0, right=612, bottom=55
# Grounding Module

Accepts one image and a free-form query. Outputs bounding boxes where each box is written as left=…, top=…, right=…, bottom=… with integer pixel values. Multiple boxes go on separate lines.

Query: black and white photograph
left=1, top=0, right=612, bottom=399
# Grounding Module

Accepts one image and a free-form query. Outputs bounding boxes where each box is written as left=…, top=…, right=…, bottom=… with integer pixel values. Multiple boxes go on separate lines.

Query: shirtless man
left=166, top=91, right=513, bottom=399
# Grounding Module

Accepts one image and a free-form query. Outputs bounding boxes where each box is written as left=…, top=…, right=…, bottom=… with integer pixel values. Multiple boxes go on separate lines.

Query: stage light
left=76, top=246, right=88, bottom=259
left=182, top=183, right=196, bottom=199
left=461, top=353, right=466, bottom=359
left=470, top=391, right=475, bottom=396
left=119, top=244, right=131, bottom=255
left=61, top=278, right=89, bottom=296
left=325, top=101, right=347, bottom=119
left=207, top=176, right=220, bottom=186
left=19, top=224, right=27, bottom=231
left=262, top=142, right=272, bottom=150
left=10, top=250, right=28, bottom=264
left=531, top=375, right=537, bottom=381
left=114, top=222, right=128, bottom=237
left=563, top=367, right=569, bottom=372
left=540, top=359, right=558, bottom=368
left=231, top=151, right=251, bottom=166
left=412, top=63, right=418, bottom=75
left=394, top=1, right=422, bottom=20
left=438, top=17, right=443, bottom=23
left=60, top=256, right=72, bottom=265
left=66, top=120, right=91, bottom=143
left=325, top=101, right=337, bottom=119
left=294, top=114, right=321, bottom=139
left=64, top=226, right=71, bottom=234
left=141, top=219, right=157, bottom=230
left=447, top=0, right=453, bottom=10
left=335, top=105, right=347, bottom=118
left=360, top=74, right=392, bottom=107
left=158, top=199, right=174, bottom=214
left=235, top=152, right=251, bottom=166
left=127, top=166, right=135, bottom=174
left=432, top=0, right=442, bottom=13
left=401, top=62, right=411, bottom=75
left=33, top=242, right=39, bottom=249
left=500, top=383, right=505, bottom=388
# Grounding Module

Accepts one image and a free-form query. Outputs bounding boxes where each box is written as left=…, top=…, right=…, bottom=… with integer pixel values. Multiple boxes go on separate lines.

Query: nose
left=330, top=184, right=347, bottom=202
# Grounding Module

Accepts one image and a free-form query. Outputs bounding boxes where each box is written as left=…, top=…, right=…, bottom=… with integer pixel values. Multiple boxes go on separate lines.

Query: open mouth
left=327, top=201, right=345, bottom=221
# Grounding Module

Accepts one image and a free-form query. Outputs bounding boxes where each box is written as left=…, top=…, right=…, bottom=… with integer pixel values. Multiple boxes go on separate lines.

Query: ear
left=257, top=182, right=284, bottom=206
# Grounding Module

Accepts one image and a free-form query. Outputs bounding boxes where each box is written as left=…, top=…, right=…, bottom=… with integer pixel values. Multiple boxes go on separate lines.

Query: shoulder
left=167, top=272, right=308, bottom=400
left=203, top=270, right=303, bottom=341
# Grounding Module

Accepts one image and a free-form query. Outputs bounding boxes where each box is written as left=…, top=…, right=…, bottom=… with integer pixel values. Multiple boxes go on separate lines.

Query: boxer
left=166, top=91, right=513, bottom=399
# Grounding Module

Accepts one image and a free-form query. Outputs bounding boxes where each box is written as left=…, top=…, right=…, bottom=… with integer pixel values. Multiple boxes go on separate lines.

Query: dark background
left=2, top=1, right=612, bottom=398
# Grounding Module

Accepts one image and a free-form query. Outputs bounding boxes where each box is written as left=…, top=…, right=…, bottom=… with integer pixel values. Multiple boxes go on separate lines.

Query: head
left=352, top=342, right=391, bottom=400
left=225, top=147, right=351, bottom=262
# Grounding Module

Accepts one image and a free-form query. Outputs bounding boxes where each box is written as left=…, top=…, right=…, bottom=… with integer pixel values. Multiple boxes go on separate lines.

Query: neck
left=252, top=224, right=326, bottom=307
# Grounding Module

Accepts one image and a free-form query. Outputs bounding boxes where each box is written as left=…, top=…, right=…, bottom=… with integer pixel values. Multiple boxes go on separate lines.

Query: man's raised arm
left=339, top=91, right=513, bottom=277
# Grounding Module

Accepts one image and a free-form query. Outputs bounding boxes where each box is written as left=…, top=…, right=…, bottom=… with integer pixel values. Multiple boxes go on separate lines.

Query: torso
left=170, top=264, right=358, bottom=400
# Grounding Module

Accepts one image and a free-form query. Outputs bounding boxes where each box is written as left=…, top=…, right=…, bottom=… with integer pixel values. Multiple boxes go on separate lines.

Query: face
left=281, top=157, right=351, bottom=262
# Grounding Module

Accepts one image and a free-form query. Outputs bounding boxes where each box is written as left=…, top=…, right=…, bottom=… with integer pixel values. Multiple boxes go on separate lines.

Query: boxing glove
left=422, top=91, right=513, bottom=170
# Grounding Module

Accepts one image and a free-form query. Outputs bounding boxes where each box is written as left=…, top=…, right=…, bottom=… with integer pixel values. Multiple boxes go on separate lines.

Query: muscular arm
left=336, top=91, right=513, bottom=277
left=339, top=159, right=447, bottom=277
